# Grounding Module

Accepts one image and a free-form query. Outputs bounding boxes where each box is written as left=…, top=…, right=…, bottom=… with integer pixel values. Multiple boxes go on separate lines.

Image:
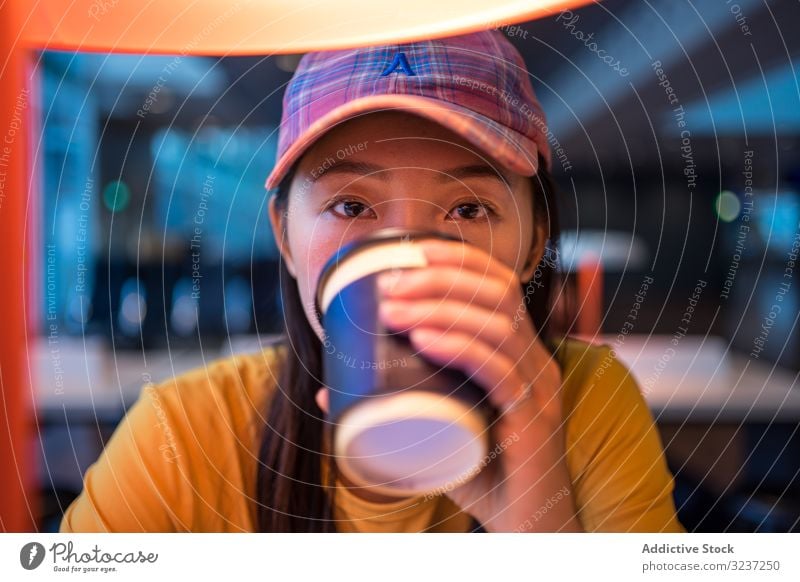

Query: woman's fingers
left=378, top=265, right=521, bottom=317
left=417, top=239, right=521, bottom=289
left=405, top=327, right=529, bottom=411
left=379, top=298, right=528, bottom=360
left=372, top=238, right=562, bottom=421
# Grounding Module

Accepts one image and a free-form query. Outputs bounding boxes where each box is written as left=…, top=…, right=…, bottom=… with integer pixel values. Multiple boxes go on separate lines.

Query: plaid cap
left=264, top=29, right=551, bottom=191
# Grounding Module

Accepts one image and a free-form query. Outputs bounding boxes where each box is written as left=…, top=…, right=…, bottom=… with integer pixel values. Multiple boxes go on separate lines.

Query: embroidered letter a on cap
left=380, top=52, right=416, bottom=76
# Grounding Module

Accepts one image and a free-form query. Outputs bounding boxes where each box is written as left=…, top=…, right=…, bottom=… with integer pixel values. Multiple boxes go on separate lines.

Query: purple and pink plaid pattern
left=264, top=29, right=551, bottom=190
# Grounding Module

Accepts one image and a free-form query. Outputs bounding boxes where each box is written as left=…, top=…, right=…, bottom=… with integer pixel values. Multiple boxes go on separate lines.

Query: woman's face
left=268, top=111, right=546, bottom=341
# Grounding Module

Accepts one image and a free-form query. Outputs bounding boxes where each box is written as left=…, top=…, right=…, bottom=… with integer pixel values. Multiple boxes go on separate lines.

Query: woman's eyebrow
left=309, top=160, right=511, bottom=186
left=310, top=160, right=389, bottom=182
left=436, top=164, right=511, bottom=187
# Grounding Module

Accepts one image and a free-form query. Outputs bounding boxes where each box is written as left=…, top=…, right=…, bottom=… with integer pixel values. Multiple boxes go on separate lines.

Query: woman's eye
left=326, top=198, right=496, bottom=221
left=447, top=202, right=493, bottom=221
left=328, top=199, right=375, bottom=219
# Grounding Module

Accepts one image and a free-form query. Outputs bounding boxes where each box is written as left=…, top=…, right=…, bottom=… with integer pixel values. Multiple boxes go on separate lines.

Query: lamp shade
left=20, top=0, right=594, bottom=55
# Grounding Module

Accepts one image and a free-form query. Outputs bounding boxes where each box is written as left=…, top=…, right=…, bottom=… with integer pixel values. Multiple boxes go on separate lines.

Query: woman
left=61, top=30, right=684, bottom=533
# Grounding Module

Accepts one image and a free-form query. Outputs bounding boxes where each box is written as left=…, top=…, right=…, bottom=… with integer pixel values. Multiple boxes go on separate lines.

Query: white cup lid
left=334, top=390, right=488, bottom=497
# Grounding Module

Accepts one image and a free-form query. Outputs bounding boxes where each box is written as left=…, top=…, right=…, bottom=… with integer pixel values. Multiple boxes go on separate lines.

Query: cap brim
left=264, top=93, right=540, bottom=191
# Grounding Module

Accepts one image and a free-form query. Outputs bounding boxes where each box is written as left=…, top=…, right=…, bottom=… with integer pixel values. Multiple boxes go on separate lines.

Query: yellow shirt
left=60, top=336, right=685, bottom=533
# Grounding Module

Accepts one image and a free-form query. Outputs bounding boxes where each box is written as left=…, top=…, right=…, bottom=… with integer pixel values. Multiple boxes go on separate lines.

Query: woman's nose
left=380, top=200, right=442, bottom=232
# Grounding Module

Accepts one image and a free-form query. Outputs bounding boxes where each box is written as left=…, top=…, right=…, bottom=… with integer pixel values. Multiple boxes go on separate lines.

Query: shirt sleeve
left=59, top=382, right=192, bottom=532
left=566, top=345, right=686, bottom=532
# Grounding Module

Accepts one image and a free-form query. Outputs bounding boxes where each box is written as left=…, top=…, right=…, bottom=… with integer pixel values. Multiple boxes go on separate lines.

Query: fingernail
left=421, top=241, right=445, bottom=260
left=410, top=328, right=438, bottom=345
left=377, top=271, right=401, bottom=295
left=378, top=300, right=401, bottom=319
left=422, top=240, right=462, bottom=260
left=376, top=272, right=390, bottom=293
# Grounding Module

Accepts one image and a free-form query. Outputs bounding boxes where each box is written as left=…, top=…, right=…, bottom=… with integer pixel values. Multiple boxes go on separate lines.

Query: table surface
left=33, top=333, right=800, bottom=423
left=597, top=334, right=800, bottom=423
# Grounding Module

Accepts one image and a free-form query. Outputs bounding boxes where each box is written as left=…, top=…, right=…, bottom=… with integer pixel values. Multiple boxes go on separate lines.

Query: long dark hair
left=256, top=151, right=565, bottom=532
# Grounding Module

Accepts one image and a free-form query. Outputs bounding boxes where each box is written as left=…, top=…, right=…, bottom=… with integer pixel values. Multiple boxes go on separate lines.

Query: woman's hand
left=374, top=239, right=583, bottom=532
